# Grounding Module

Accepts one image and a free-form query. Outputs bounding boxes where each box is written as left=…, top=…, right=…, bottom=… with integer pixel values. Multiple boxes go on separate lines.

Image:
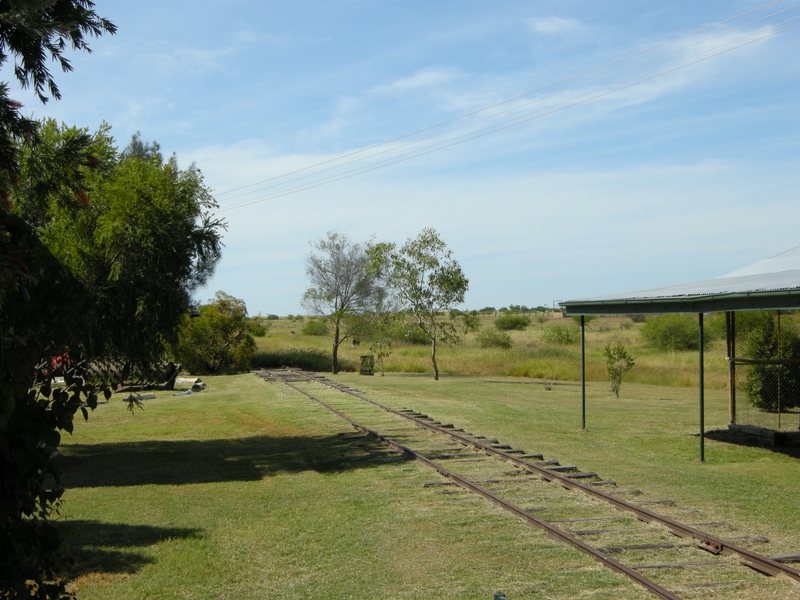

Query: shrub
left=389, top=322, right=429, bottom=345
left=744, top=312, right=800, bottom=411
left=476, top=328, right=512, bottom=349
left=251, top=348, right=352, bottom=372
left=604, top=343, right=635, bottom=397
left=571, top=315, right=596, bottom=326
left=174, top=291, right=257, bottom=374
left=249, top=318, right=269, bottom=337
left=640, top=313, right=714, bottom=351
left=495, top=315, right=530, bottom=331
left=629, top=314, right=647, bottom=323
left=301, top=319, right=329, bottom=336
left=541, top=324, right=579, bottom=345
left=266, top=314, right=280, bottom=320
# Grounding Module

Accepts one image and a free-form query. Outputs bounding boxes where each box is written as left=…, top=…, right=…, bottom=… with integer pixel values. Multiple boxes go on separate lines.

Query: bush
left=744, top=312, right=800, bottom=411
left=251, top=348, right=353, bottom=372
left=571, top=315, right=596, bottom=326
left=476, top=328, right=512, bottom=349
left=174, top=291, right=257, bottom=374
left=495, top=315, right=530, bottom=331
left=266, top=314, right=280, bottom=320
left=629, top=314, right=647, bottom=323
left=604, top=343, right=635, bottom=397
left=541, top=324, right=579, bottom=345
left=301, top=319, right=329, bottom=336
left=249, top=318, right=269, bottom=337
left=640, top=313, right=714, bottom=351
left=389, top=322, right=429, bottom=345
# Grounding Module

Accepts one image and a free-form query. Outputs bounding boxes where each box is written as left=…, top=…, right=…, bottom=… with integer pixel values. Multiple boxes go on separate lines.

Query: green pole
left=581, top=315, right=586, bottom=430
left=699, top=313, right=705, bottom=463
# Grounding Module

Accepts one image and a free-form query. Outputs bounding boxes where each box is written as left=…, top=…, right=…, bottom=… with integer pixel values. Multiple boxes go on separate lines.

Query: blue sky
left=5, top=1, right=800, bottom=315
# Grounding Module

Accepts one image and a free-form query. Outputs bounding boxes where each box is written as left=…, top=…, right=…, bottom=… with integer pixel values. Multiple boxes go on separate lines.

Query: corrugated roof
left=561, top=246, right=800, bottom=315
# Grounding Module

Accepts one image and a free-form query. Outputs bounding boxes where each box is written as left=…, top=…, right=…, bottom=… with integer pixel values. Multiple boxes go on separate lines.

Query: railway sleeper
left=599, top=541, right=694, bottom=554
left=565, top=472, right=599, bottom=480
left=633, top=560, right=732, bottom=571
left=771, top=552, right=800, bottom=563
left=607, top=488, right=642, bottom=495
left=529, top=459, right=560, bottom=467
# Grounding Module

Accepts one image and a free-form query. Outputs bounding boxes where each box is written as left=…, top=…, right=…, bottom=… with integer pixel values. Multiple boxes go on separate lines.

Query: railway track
left=256, top=367, right=800, bottom=599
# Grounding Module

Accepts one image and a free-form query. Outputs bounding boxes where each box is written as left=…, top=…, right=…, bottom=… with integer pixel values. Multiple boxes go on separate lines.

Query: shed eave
left=561, top=289, right=800, bottom=316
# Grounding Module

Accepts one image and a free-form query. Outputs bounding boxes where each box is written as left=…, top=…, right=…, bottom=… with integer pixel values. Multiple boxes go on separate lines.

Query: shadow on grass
left=705, top=429, right=800, bottom=459
left=58, top=433, right=411, bottom=488
left=60, top=520, right=201, bottom=578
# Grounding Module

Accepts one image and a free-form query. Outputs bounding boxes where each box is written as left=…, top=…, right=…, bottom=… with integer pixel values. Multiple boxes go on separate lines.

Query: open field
left=257, top=315, right=731, bottom=388
left=58, top=371, right=800, bottom=599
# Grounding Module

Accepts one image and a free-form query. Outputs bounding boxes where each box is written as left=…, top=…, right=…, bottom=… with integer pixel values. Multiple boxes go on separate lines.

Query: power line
left=217, top=8, right=799, bottom=212
left=217, top=5, right=800, bottom=206
left=214, top=0, right=784, bottom=199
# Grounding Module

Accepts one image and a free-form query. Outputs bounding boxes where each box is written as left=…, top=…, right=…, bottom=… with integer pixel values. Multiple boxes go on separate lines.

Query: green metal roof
left=560, top=246, right=800, bottom=316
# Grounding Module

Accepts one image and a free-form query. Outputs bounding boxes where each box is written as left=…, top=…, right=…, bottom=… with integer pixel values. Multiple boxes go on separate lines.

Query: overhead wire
left=213, top=0, right=784, bottom=199
left=217, top=5, right=800, bottom=206
left=216, top=5, right=800, bottom=212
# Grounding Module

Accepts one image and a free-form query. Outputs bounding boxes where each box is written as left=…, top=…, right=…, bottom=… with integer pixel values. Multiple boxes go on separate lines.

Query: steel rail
left=282, top=367, right=800, bottom=583
left=258, top=369, right=681, bottom=600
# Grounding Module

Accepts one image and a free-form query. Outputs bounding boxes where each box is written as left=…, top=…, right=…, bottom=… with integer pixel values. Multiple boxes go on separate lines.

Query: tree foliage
left=174, top=292, right=256, bottom=375
left=301, top=232, right=378, bottom=373
left=379, top=228, right=468, bottom=380
left=744, top=312, right=800, bottom=412
left=10, top=121, right=226, bottom=369
left=0, top=3, right=119, bottom=597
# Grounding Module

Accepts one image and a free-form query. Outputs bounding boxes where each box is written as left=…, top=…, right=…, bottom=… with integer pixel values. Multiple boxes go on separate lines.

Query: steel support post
left=581, top=315, right=586, bottom=430
left=699, top=313, right=705, bottom=463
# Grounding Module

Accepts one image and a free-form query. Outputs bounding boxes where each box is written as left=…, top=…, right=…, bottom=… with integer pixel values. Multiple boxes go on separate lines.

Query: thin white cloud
left=528, top=17, right=581, bottom=35
left=373, top=67, right=463, bottom=94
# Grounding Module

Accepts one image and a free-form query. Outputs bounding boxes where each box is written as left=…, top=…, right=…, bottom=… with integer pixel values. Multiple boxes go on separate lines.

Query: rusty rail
left=258, top=368, right=681, bottom=600
left=280, top=367, right=800, bottom=583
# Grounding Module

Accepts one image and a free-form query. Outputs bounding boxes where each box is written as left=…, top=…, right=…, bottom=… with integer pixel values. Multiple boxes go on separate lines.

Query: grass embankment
left=60, top=373, right=800, bottom=599
left=256, top=315, right=729, bottom=388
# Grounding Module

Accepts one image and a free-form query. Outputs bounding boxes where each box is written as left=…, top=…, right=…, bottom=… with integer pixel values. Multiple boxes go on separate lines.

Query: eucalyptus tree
left=381, top=228, right=469, bottom=380
left=302, top=232, right=380, bottom=374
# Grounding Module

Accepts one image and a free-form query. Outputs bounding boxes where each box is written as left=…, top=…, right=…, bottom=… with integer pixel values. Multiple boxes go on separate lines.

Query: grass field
left=58, top=370, right=800, bottom=599
left=257, top=314, right=731, bottom=388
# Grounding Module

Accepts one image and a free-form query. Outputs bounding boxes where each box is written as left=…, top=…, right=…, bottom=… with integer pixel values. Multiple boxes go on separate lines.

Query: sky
left=4, top=0, right=799, bottom=315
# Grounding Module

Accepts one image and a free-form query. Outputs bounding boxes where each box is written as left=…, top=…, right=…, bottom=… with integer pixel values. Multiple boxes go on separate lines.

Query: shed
left=560, top=245, right=800, bottom=461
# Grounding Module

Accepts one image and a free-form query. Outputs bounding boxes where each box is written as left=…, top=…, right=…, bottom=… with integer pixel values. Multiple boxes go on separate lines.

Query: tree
left=12, top=121, right=225, bottom=370
left=174, top=292, right=257, bottom=375
left=301, top=232, right=379, bottom=374
left=744, top=311, right=800, bottom=412
left=604, top=343, right=635, bottom=398
left=382, top=228, right=469, bottom=380
left=1, top=3, right=117, bottom=597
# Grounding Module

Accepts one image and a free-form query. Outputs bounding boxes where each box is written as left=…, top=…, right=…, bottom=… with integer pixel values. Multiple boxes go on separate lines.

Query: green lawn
left=57, top=371, right=800, bottom=599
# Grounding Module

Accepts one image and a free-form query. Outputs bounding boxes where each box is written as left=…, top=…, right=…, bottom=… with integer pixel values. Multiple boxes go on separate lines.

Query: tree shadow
left=58, top=432, right=411, bottom=488
left=59, top=520, right=201, bottom=579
